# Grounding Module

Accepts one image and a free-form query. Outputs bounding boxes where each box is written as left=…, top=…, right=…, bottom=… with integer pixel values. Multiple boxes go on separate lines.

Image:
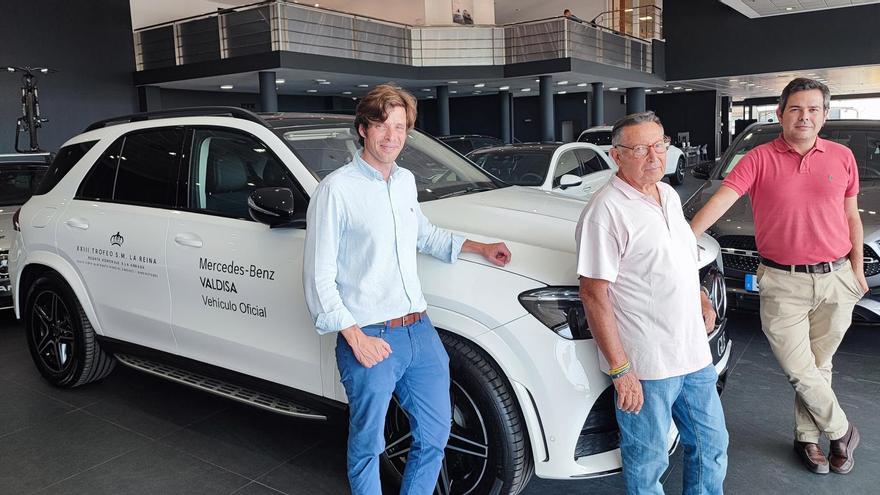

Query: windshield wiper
left=436, top=186, right=495, bottom=199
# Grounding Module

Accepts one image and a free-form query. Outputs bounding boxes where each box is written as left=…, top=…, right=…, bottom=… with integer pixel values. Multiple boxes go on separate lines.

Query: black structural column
left=626, top=87, right=646, bottom=114
left=437, top=85, right=450, bottom=135
left=137, top=86, right=162, bottom=112
left=591, top=82, right=604, bottom=126
left=259, top=71, right=278, bottom=112
left=500, top=90, right=511, bottom=144
left=539, top=75, right=554, bottom=142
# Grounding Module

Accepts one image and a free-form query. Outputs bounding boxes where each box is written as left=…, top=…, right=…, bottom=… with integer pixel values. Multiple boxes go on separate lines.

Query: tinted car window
left=575, top=148, right=610, bottom=173
left=553, top=150, right=582, bottom=186
left=34, top=141, right=96, bottom=195
left=468, top=149, right=553, bottom=186
left=0, top=165, right=49, bottom=206
left=114, top=128, right=183, bottom=207
left=77, top=139, right=123, bottom=201
left=282, top=127, right=497, bottom=201
left=189, top=128, right=301, bottom=219
left=579, top=130, right=613, bottom=146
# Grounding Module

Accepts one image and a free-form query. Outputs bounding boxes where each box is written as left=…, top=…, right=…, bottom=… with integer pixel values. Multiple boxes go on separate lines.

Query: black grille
left=865, top=245, right=880, bottom=277
left=574, top=386, right=619, bottom=459
left=719, top=235, right=880, bottom=278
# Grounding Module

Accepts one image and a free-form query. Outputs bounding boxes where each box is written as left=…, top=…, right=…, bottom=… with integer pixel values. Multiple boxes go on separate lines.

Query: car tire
left=669, top=156, right=685, bottom=185
left=24, top=273, right=116, bottom=388
left=382, top=331, right=534, bottom=495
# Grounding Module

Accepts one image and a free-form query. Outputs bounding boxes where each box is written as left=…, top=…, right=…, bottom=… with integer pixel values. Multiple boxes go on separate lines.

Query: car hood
left=684, top=180, right=880, bottom=239
left=423, top=185, right=721, bottom=285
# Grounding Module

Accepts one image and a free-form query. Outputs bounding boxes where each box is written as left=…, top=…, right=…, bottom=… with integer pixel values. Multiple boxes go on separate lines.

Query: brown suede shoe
left=794, top=440, right=830, bottom=474
left=829, top=423, right=860, bottom=474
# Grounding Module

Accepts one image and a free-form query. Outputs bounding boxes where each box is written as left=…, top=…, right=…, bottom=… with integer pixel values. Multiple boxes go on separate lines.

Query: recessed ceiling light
left=474, top=83, right=485, bottom=88
left=786, top=6, right=793, bottom=11
left=673, top=86, right=682, bottom=90
left=521, top=88, right=531, bottom=92
left=534, top=79, right=540, bottom=82
left=318, top=81, right=331, bottom=85
left=807, top=73, right=817, bottom=76
left=609, top=87, right=619, bottom=91
left=421, top=88, right=432, bottom=92
left=685, top=88, right=693, bottom=91
left=306, top=89, right=317, bottom=93
left=315, top=79, right=326, bottom=82
left=656, top=90, right=664, bottom=94
left=357, top=84, right=369, bottom=88
left=740, top=81, right=749, bottom=84
left=450, top=90, right=458, bottom=94
left=428, top=95, right=435, bottom=99
left=645, top=89, right=652, bottom=92
left=448, top=81, right=458, bottom=84
left=275, top=78, right=285, bottom=84
left=473, top=90, right=482, bottom=94
left=220, top=84, right=234, bottom=90
left=577, top=83, right=588, bottom=87
left=729, top=79, right=738, bottom=82
left=342, top=91, right=351, bottom=95
left=557, top=80, right=569, bottom=85
left=558, top=91, right=567, bottom=95
left=499, top=86, right=510, bottom=90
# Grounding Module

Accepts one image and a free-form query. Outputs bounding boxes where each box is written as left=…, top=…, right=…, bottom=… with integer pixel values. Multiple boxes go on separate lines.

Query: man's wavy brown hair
left=354, top=83, right=417, bottom=146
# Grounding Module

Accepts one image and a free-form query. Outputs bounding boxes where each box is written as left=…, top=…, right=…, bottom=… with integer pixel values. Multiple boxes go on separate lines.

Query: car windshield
left=467, top=149, right=554, bottom=186
left=0, top=165, right=48, bottom=206
left=579, top=130, right=613, bottom=146
left=280, top=126, right=498, bottom=201
left=720, top=124, right=880, bottom=181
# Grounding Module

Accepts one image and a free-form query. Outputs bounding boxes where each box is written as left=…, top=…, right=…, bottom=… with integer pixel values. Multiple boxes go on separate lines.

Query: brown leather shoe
left=829, top=423, right=860, bottom=474
left=794, top=440, right=830, bottom=474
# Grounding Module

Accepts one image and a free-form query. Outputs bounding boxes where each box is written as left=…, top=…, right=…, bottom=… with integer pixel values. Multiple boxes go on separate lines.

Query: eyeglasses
left=614, top=136, right=671, bottom=158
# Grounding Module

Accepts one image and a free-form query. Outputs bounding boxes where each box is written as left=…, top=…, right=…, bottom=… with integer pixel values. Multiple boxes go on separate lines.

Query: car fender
left=15, top=250, right=103, bottom=335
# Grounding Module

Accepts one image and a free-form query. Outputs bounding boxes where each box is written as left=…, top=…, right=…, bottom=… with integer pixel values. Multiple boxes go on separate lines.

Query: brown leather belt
left=384, top=311, right=426, bottom=328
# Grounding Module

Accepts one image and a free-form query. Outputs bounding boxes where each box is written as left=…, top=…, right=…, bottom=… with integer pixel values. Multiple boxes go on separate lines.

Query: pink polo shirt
left=576, top=175, right=711, bottom=380
left=723, top=135, right=859, bottom=265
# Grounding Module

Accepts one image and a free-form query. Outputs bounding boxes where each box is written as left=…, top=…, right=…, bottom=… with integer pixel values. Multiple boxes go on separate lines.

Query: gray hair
left=611, top=111, right=664, bottom=146
left=779, top=77, right=830, bottom=112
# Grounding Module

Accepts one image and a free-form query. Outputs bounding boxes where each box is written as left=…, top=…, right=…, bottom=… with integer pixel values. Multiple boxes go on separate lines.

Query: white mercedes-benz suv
left=10, top=108, right=731, bottom=494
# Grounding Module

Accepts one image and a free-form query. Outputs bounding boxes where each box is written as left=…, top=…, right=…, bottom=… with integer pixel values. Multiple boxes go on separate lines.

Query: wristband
left=609, top=361, right=631, bottom=380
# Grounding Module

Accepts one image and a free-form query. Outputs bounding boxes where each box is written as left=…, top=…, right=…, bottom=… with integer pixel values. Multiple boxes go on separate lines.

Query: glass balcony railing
left=133, top=1, right=653, bottom=74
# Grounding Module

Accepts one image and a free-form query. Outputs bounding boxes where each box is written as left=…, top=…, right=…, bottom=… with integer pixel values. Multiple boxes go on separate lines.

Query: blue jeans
left=336, top=316, right=451, bottom=495
left=616, top=364, right=728, bottom=495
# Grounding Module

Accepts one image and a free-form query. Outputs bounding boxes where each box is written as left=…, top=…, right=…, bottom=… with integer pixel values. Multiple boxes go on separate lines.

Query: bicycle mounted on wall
left=4, top=66, right=55, bottom=153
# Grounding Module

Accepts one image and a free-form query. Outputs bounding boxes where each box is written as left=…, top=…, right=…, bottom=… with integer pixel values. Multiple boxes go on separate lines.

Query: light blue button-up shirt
left=303, top=153, right=466, bottom=334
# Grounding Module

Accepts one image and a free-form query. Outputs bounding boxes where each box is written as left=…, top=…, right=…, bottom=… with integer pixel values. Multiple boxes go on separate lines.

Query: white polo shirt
left=575, top=175, right=711, bottom=380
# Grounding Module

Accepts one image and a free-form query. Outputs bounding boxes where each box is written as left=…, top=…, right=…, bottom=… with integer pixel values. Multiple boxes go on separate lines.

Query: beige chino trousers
left=756, top=260, right=861, bottom=443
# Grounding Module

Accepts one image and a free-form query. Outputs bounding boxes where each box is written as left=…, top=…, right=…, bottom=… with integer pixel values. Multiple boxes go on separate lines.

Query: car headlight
left=518, top=287, right=592, bottom=340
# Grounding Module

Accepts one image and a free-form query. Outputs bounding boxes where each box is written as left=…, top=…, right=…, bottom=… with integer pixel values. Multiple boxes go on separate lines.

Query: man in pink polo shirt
left=691, top=78, right=862, bottom=475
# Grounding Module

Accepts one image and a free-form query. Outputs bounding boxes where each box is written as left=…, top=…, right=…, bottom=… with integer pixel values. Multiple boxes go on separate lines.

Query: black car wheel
left=669, top=156, right=685, bottom=185
left=382, top=332, right=533, bottom=494
left=25, top=273, right=115, bottom=387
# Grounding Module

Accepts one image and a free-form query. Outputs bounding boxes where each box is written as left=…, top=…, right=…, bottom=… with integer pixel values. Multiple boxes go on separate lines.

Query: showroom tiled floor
left=2, top=175, right=879, bottom=494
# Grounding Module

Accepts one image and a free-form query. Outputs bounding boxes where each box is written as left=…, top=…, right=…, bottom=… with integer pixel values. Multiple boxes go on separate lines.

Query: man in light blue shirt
left=303, top=84, right=511, bottom=495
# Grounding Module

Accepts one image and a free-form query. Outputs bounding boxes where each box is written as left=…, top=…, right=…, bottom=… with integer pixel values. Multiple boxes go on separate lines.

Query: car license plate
left=744, top=273, right=759, bottom=293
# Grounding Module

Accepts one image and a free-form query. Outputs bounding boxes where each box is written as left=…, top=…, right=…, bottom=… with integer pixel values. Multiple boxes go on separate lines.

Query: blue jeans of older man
left=336, top=317, right=451, bottom=495
left=615, top=364, right=728, bottom=495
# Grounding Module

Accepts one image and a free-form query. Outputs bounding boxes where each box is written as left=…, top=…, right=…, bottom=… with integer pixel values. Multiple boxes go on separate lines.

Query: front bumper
left=482, top=314, right=732, bottom=481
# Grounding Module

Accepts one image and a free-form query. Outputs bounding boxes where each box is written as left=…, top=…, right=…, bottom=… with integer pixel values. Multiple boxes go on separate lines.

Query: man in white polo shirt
left=576, top=111, right=728, bottom=494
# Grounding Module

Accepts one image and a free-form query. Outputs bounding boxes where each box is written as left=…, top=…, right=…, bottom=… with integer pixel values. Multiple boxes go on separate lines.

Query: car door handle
left=174, top=233, right=203, bottom=248
left=64, top=218, right=89, bottom=230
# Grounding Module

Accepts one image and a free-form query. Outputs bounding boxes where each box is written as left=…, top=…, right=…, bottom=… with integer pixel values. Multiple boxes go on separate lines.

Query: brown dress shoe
left=829, top=423, right=860, bottom=474
left=794, top=440, right=830, bottom=474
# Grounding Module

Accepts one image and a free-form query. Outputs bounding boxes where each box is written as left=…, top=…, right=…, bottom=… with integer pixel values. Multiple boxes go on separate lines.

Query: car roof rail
left=83, top=106, right=271, bottom=132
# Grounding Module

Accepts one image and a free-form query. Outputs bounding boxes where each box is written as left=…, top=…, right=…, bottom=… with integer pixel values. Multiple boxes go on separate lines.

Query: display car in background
left=466, top=142, right=616, bottom=200
left=436, top=134, right=504, bottom=155
left=0, top=152, right=50, bottom=308
left=10, top=108, right=731, bottom=494
left=578, top=125, right=687, bottom=185
left=684, top=120, right=880, bottom=323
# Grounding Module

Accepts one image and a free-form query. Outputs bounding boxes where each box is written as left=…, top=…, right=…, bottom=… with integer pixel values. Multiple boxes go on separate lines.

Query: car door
left=55, top=128, right=182, bottom=351
left=165, top=127, right=322, bottom=394
left=545, top=145, right=612, bottom=200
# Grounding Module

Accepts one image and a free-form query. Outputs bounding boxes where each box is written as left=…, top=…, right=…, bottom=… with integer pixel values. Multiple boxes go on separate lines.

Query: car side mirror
left=558, top=174, right=583, bottom=190
left=248, top=187, right=305, bottom=228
